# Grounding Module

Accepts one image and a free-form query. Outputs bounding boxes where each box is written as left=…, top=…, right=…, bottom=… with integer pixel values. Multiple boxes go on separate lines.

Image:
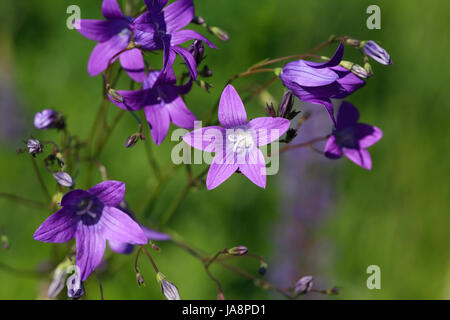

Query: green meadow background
left=0, top=0, right=449, bottom=299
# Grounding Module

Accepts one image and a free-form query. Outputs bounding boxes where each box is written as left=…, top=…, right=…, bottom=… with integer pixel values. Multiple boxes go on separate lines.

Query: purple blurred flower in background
left=325, top=101, right=382, bottom=170
left=134, top=0, right=216, bottom=79
left=280, top=43, right=365, bottom=127
left=34, top=109, right=65, bottom=130
left=77, top=0, right=146, bottom=81
left=363, top=40, right=392, bottom=65
left=183, top=84, right=290, bottom=190
left=33, top=181, right=148, bottom=281
left=108, top=55, right=196, bottom=145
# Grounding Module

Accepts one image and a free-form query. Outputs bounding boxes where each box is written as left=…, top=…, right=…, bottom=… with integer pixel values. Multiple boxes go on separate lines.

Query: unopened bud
left=362, top=40, right=392, bottom=65
left=156, top=272, right=181, bottom=300
left=227, top=246, right=248, bottom=256
left=27, top=139, right=43, bottom=155
left=136, top=272, right=145, bottom=287
left=108, top=88, right=124, bottom=103
left=295, top=276, right=313, bottom=295
left=151, top=243, right=161, bottom=252
left=1, top=235, right=10, bottom=250
left=125, top=134, right=140, bottom=148
left=340, top=61, right=371, bottom=79
left=217, top=292, right=225, bottom=300
left=53, top=172, right=74, bottom=188
left=197, top=80, right=213, bottom=93
left=199, top=65, right=213, bottom=78
left=345, top=38, right=360, bottom=47
left=192, top=16, right=206, bottom=26
left=265, top=103, right=276, bottom=117
left=188, top=40, right=205, bottom=65
left=278, top=90, right=294, bottom=118
left=210, top=26, right=229, bottom=41
left=258, top=262, right=268, bottom=275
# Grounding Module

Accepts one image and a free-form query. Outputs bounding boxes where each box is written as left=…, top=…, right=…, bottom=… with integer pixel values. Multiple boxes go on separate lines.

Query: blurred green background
left=0, top=0, right=449, bottom=299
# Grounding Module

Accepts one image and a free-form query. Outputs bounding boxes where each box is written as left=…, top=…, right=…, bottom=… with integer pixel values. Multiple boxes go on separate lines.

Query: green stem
left=0, top=193, right=46, bottom=209
left=31, top=157, right=51, bottom=202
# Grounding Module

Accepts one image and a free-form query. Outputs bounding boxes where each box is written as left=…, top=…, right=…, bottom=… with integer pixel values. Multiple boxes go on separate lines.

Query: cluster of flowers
left=25, top=0, right=391, bottom=299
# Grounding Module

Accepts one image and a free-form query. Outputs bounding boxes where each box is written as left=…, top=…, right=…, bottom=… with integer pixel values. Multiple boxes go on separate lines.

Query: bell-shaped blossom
left=134, top=0, right=215, bottom=79
left=108, top=55, right=197, bottom=145
left=324, top=102, right=382, bottom=170
left=33, top=181, right=148, bottom=281
left=183, top=85, right=290, bottom=190
left=280, top=43, right=365, bottom=127
left=76, top=0, right=146, bottom=81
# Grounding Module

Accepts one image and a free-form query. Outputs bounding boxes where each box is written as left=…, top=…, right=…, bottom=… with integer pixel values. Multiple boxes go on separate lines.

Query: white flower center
left=228, top=130, right=254, bottom=154
left=76, top=199, right=97, bottom=219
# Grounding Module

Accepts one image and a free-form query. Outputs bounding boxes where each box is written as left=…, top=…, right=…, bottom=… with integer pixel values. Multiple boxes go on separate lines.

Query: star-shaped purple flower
left=134, top=0, right=216, bottom=79
left=280, top=43, right=365, bottom=127
left=324, top=101, right=382, bottom=170
left=182, top=85, right=290, bottom=190
left=77, top=0, right=146, bottom=81
left=33, top=181, right=148, bottom=281
left=108, top=56, right=196, bottom=145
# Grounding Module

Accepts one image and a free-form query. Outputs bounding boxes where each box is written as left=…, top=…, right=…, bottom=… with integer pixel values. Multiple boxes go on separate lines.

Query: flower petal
left=182, top=126, right=225, bottom=152
left=336, top=101, right=360, bottom=129
left=145, top=105, right=171, bottom=145
left=324, top=135, right=343, bottom=159
left=33, top=207, right=78, bottom=243
left=170, top=29, right=216, bottom=48
left=281, top=60, right=339, bottom=87
left=61, top=189, right=90, bottom=206
left=343, top=148, right=372, bottom=170
left=87, top=180, right=125, bottom=207
left=206, top=152, right=238, bottom=190
left=77, top=19, right=128, bottom=42
left=218, top=85, right=247, bottom=129
left=166, top=96, right=197, bottom=129
left=102, top=0, right=124, bottom=20
left=304, top=43, right=344, bottom=68
left=143, top=0, right=168, bottom=11
left=308, top=98, right=336, bottom=128
left=75, top=225, right=106, bottom=281
left=239, top=148, right=267, bottom=189
left=171, top=46, right=197, bottom=80
left=142, top=227, right=171, bottom=241
left=164, top=0, right=194, bottom=33
left=248, top=117, right=290, bottom=146
left=100, top=206, right=148, bottom=245
left=87, top=33, right=130, bottom=76
left=119, top=48, right=146, bottom=82
left=356, top=124, right=383, bottom=148
left=108, top=240, right=135, bottom=255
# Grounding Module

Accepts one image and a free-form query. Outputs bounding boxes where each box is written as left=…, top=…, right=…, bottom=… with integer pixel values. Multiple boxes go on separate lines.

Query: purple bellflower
left=108, top=53, right=196, bottom=145
left=33, top=181, right=148, bottom=281
left=363, top=40, right=392, bottom=65
left=324, top=101, right=382, bottom=170
left=77, top=0, right=146, bottom=81
left=133, top=0, right=216, bottom=79
left=183, top=84, right=290, bottom=190
left=34, top=109, right=65, bottom=130
left=280, top=43, right=365, bottom=127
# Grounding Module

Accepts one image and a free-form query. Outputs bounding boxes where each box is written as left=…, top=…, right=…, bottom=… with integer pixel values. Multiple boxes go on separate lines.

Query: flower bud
left=344, top=38, right=360, bottom=47
left=199, top=65, right=213, bottom=78
left=227, top=246, right=248, bottom=256
left=1, top=234, right=10, bottom=250
left=67, top=281, right=84, bottom=299
left=53, top=172, right=74, bottom=188
left=265, top=103, right=276, bottom=117
left=278, top=90, right=294, bottom=118
left=188, top=40, right=205, bottom=65
left=340, top=61, right=371, bottom=79
left=136, top=272, right=145, bottom=287
left=294, top=276, right=313, bottom=295
left=258, top=262, right=268, bottom=276
left=27, top=139, right=43, bottom=155
left=151, top=243, right=161, bottom=252
left=192, top=16, right=206, bottom=26
left=34, top=109, right=65, bottom=130
left=125, top=134, right=140, bottom=148
left=156, top=272, right=181, bottom=300
left=48, top=260, right=72, bottom=299
left=217, top=292, right=225, bottom=300
left=197, top=80, right=213, bottom=93
left=108, top=88, right=124, bottom=103
left=209, top=26, right=229, bottom=41
left=362, top=40, right=392, bottom=65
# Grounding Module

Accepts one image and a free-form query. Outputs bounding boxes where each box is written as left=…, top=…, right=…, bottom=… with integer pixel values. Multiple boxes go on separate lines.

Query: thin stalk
left=31, top=157, right=51, bottom=202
